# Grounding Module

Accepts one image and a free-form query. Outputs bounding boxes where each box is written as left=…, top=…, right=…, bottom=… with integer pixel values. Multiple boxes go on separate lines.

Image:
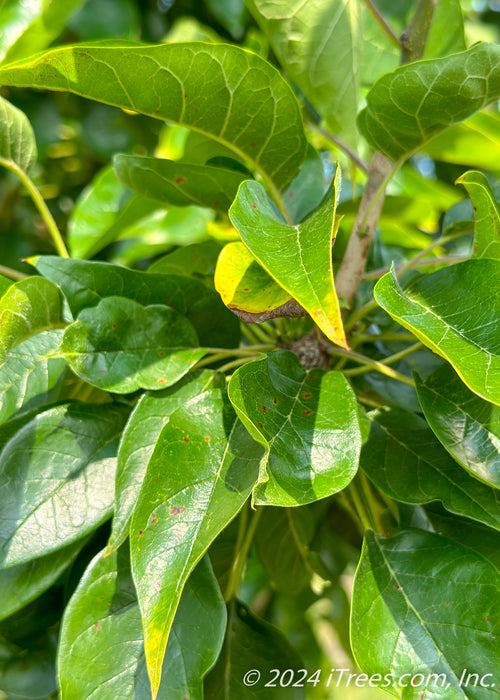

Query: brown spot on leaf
left=249, top=142, right=257, bottom=147
left=175, top=176, right=186, bottom=184
left=252, top=203, right=258, bottom=210
left=261, top=405, right=268, bottom=414
left=151, top=513, right=158, bottom=525
left=184, top=94, right=188, bottom=98
left=272, top=397, right=278, bottom=405
left=99, top=369, right=107, bottom=374
left=204, top=436, right=211, bottom=442
left=302, top=392, right=312, bottom=399
left=111, top=323, right=116, bottom=328
left=446, top=601, right=452, bottom=607
left=394, top=585, right=402, bottom=591
left=183, top=436, right=190, bottom=443
left=303, top=409, right=313, bottom=416
left=94, top=622, right=102, bottom=630
left=138, top=530, right=143, bottom=536
left=257, top=422, right=263, bottom=429
left=158, top=378, right=166, bottom=384
left=159, top=351, right=165, bottom=356
left=170, top=506, right=185, bottom=516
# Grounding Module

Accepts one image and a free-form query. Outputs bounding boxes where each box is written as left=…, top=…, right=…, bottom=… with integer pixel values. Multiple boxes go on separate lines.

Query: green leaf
left=0, top=329, right=66, bottom=426
left=229, top=168, right=346, bottom=347
left=215, top=241, right=291, bottom=314
left=228, top=350, right=360, bottom=506
left=361, top=408, right=500, bottom=531
left=0, top=402, right=127, bottom=568
left=0, top=632, right=58, bottom=699
left=374, top=260, right=500, bottom=405
left=67, top=164, right=125, bottom=258
left=0, top=539, right=86, bottom=622
left=415, top=365, right=500, bottom=489
left=0, top=276, right=64, bottom=363
left=425, top=112, right=500, bottom=172
left=283, top=144, right=325, bottom=225
left=60, top=296, right=205, bottom=394
left=148, top=240, right=221, bottom=279
left=30, top=256, right=240, bottom=349
left=0, top=0, right=86, bottom=64
left=108, top=370, right=224, bottom=552
left=456, top=170, right=500, bottom=259
left=0, top=42, right=307, bottom=191
left=0, top=274, right=12, bottom=296
left=351, top=529, right=500, bottom=699
left=113, top=154, right=247, bottom=212
left=247, top=0, right=361, bottom=141
left=205, top=0, right=248, bottom=38
left=204, top=599, right=305, bottom=699
left=358, top=43, right=500, bottom=161
left=255, top=506, right=314, bottom=593
left=423, top=0, right=466, bottom=59
left=59, top=549, right=225, bottom=700
left=130, top=388, right=263, bottom=696
left=0, top=95, right=37, bottom=173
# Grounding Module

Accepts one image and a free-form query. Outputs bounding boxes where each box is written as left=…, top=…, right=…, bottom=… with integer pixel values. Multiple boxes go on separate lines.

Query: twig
left=0, top=264, right=28, bottom=281
left=310, top=123, right=369, bottom=173
left=400, top=0, right=438, bottom=64
left=362, top=0, right=401, bottom=48
left=326, top=346, right=416, bottom=386
left=363, top=254, right=467, bottom=281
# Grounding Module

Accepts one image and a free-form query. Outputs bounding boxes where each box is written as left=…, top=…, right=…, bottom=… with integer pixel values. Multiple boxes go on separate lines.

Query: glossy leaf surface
left=415, top=365, right=500, bottom=489
left=228, top=350, right=360, bottom=506
left=215, top=241, right=291, bottom=313
left=59, top=550, right=225, bottom=700
left=114, top=154, right=247, bottom=211
left=0, top=42, right=307, bottom=189
left=352, top=529, right=500, bottom=699
left=31, top=256, right=240, bottom=348
left=456, top=170, right=500, bottom=259
left=358, top=43, right=500, bottom=160
left=361, top=408, right=500, bottom=531
left=60, top=296, right=205, bottom=393
left=0, top=95, right=37, bottom=173
left=247, top=0, right=360, bottom=141
left=229, top=167, right=346, bottom=346
left=0, top=277, right=63, bottom=362
left=131, top=389, right=263, bottom=695
left=108, top=370, right=223, bottom=552
left=374, top=260, right=500, bottom=405
left=0, top=403, right=127, bottom=568
left=0, top=329, right=66, bottom=426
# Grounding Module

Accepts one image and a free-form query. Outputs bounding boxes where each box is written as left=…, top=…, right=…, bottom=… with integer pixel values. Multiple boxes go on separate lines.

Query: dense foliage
left=0, top=1, right=499, bottom=698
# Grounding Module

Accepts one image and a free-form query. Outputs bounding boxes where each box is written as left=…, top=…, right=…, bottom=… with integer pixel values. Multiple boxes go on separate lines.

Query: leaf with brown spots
left=131, top=388, right=263, bottom=697
left=114, top=154, right=248, bottom=212
left=228, top=350, right=361, bottom=506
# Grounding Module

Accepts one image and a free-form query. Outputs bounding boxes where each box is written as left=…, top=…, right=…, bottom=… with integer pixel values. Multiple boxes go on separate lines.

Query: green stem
left=248, top=322, right=275, bottom=345
left=204, top=344, right=274, bottom=356
left=217, top=356, right=260, bottom=373
left=326, top=346, right=416, bottom=386
left=0, top=264, right=28, bottom=281
left=362, top=0, right=401, bottom=48
left=241, top=324, right=261, bottom=345
left=352, top=332, right=416, bottom=346
left=0, top=157, right=69, bottom=258
left=224, top=503, right=249, bottom=602
left=343, top=342, right=422, bottom=377
left=346, top=480, right=373, bottom=532
left=344, top=299, right=379, bottom=333
left=225, top=505, right=262, bottom=601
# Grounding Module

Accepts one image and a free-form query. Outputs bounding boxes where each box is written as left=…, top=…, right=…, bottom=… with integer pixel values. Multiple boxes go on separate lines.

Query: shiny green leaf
left=30, top=256, right=240, bottom=348
left=282, top=144, right=325, bottom=225
left=131, top=388, right=263, bottom=696
left=0, top=42, right=307, bottom=190
left=374, top=260, right=500, bottom=405
left=456, top=170, right=500, bottom=259
left=415, top=365, right=500, bottom=489
left=148, top=240, right=221, bottom=279
left=358, top=43, right=500, bottom=160
left=0, top=329, right=66, bottom=426
left=424, top=0, right=466, bottom=59
left=205, top=0, right=248, bottom=38
left=59, top=549, right=225, bottom=700
left=425, top=112, right=500, bottom=172
left=229, top=168, right=346, bottom=346
left=108, top=370, right=224, bottom=552
left=361, top=408, right=500, bottom=531
left=113, top=154, right=247, bottom=212
left=0, top=0, right=85, bottom=64
left=352, top=529, right=500, bottom=699
left=204, top=599, right=305, bottom=699
left=228, top=350, right=360, bottom=506
left=0, top=539, right=86, bottom=622
left=60, top=296, right=205, bottom=393
left=215, top=241, right=291, bottom=313
left=0, top=95, right=37, bottom=173
left=247, top=0, right=361, bottom=141
left=0, top=276, right=63, bottom=363
left=0, top=402, right=127, bottom=568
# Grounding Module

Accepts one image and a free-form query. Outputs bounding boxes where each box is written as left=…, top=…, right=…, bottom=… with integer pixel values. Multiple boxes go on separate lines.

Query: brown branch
left=311, top=124, right=369, bottom=173
left=400, top=0, right=438, bottom=64
left=229, top=298, right=307, bottom=324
